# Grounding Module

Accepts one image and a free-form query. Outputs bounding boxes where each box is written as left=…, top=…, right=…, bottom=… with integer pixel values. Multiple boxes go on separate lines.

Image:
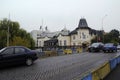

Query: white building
left=69, top=18, right=97, bottom=46
left=30, top=30, right=41, bottom=47
left=31, top=18, right=102, bottom=48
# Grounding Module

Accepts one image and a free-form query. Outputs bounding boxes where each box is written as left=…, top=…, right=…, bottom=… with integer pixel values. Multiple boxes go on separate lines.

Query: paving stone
left=0, top=52, right=119, bottom=80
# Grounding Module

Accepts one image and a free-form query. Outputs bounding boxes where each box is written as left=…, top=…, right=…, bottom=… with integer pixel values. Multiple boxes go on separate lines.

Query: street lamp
left=102, top=15, right=107, bottom=43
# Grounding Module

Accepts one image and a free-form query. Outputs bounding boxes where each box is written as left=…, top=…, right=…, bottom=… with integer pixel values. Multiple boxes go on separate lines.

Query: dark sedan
left=103, top=43, right=117, bottom=53
left=88, top=42, right=104, bottom=52
left=0, top=46, right=38, bottom=67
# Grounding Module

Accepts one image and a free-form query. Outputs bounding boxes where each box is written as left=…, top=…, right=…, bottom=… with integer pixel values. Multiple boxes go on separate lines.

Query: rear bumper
left=103, top=48, right=117, bottom=52
left=88, top=47, right=100, bottom=52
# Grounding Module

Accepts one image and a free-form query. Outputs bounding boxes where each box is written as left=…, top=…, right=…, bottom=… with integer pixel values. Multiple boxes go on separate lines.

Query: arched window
left=73, top=35, right=75, bottom=40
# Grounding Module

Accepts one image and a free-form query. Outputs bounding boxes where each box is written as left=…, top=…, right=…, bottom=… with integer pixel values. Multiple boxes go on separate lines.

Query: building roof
left=89, top=29, right=103, bottom=35
left=69, top=29, right=77, bottom=35
left=59, top=28, right=70, bottom=36
left=37, top=31, right=58, bottom=38
left=70, top=18, right=91, bottom=35
left=78, top=18, right=88, bottom=28
left=37, top=27, right=70, bottom=39
left=69, top=18, right=104, bottom=36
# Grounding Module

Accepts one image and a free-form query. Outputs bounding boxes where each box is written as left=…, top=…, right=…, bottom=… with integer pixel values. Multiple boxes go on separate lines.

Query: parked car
left=57, top=49, right=64, bottom=55
left=88, top=42, right=104, bottom=52
left=117, top=45, right=120, bottom=51
left=0, top=46, right=38, bottom=67
left=64, top=49, right=72, bottom=54
left=103, top=43, right=117, bottom=53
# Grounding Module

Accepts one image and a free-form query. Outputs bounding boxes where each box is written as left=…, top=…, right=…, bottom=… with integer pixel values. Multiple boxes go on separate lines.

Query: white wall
left=33, top=29, right=96, bottom=47
left=37, top=36, right=50, bottom=47
left=70, top=29, right=92, bottom=46
left=57, top=34, right=70, bottom=46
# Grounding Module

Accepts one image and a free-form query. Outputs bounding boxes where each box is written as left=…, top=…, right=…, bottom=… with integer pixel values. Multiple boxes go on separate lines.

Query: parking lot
left=0, top=52, right=120, bottom=80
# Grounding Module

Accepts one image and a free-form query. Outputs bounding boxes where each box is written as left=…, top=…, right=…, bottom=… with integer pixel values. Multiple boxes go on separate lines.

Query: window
left=64, top=40, right=66, bottom=46
left=0, top=48, right=6, bottom=53
left=73, top=43, right=76, bottom=46
left=73, top=35, right=75, bottom=40
left=82, top=32, right=86, bottom=39
left=79, top=32, right=81, bottom=39
left=2, top=48, right=14, bottom=54
left=52, top=43, right=54, bottom=46
left=39, top=41, right=41, bottom=47
left=84, top=35, right=86, bottom=39
left=15, top=48, right=25, bottom=54
left=79, top=32, right=81, bottom=34
left=80, top=35, right=81, bottom=38
left=59, top=40, right=62, bottom=46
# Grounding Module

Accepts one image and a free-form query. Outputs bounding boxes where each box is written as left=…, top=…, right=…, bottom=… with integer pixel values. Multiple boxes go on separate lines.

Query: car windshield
left=104, top=43, right=113, bottom=47
left=91, top=43, right=100, bottom=47
left=25, top=47, right=31, bottom=51
left=0, top=47, right=6, bottom=53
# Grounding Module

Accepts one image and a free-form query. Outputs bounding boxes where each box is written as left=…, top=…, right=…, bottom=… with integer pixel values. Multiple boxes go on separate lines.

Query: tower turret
left=78, top=18, right=88, bottom=28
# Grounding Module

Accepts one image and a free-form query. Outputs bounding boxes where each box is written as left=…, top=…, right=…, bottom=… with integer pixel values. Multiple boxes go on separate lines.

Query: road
left=0, top=52, right=119, bottom=80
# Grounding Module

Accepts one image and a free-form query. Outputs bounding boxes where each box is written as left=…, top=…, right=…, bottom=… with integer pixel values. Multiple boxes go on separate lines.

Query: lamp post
left=102, top=15, right=107, bottom=43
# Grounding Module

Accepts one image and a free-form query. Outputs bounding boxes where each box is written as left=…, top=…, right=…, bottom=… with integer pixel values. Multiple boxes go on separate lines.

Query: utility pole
left=7, top=13, right=10, bottom=47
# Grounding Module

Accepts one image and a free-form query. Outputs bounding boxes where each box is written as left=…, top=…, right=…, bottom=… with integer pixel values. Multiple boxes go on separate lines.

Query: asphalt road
left=0, top=52, right=119, bottom=80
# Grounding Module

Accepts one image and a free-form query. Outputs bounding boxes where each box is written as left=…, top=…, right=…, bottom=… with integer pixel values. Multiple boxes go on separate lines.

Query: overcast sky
left=0, top=0, right=120, bottom=32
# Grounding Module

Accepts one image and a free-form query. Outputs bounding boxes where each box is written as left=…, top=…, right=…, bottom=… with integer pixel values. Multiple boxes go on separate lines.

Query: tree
left=104, top=33, right=110, bottom=43
left=0, top=30, right=7, bottom=49
left=109, top=29, right=119, bottom=45
left=0, top=19, right=8, bottom=48
left=109, top=29, right=119, bottom=38
left=91, top=29, right=120, bottom=45
left=9, top=36, right=30, bottom=47
left=91, top=34, right=103, bottom=43
left=0, top=18, right=35, bottom=49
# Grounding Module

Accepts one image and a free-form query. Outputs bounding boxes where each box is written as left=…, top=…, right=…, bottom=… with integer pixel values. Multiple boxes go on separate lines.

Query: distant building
left=70, top=18, right=98, bottom=47
left=30, top=30, right=42, bottom=47
left=30, top=18, right=102, bottom=49
left=43, top=27, right=70, bottom=49
left=30, top=26, right=52, bottom=47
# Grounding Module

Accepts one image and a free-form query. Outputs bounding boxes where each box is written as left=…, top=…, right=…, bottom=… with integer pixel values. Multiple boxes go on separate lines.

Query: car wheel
left=26, top=58, right=33, bottom=66
left=112, top=50, right=114, bottom=52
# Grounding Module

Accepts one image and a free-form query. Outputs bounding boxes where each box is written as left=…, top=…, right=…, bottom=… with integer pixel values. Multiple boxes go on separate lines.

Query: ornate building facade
left=31, top=18, right=102, bottom=49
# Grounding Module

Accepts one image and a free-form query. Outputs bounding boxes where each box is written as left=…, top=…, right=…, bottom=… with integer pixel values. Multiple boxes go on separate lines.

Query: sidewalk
left=104, top=64, right=120, bottom=80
